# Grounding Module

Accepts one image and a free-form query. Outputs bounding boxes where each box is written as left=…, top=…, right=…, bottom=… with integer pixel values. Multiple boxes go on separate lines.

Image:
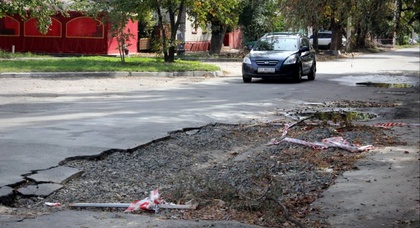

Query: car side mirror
left=299, top=46, right=309, bottom=52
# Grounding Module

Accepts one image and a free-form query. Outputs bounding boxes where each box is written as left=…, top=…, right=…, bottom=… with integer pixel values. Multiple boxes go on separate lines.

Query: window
left=24, top=17, right=61, bottom=37
left=66, top=17, right=103, bottom=38
left=0, top=16, right=19, bottom=36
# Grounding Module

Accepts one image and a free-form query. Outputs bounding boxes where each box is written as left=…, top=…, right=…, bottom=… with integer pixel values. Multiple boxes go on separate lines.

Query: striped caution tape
left=124, top=189, right=163, bottom=212
left=373, top=122, right=420, bottom=128
left=373, top=122, right=407, bottom=128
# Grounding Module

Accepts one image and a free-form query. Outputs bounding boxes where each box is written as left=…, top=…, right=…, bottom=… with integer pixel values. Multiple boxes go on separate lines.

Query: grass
left=0, top=51, right=220, bottom=73
left=0, top=50, right=49, bottom=59
left=396, top=43, right=420, bottom=49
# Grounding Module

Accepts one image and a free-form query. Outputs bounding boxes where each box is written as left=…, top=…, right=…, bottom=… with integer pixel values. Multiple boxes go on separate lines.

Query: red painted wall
left=107, top=20, right=138, bottom=54
left=227, top=28, right=243, bottom=49
left=183, top=29, right=243, bottom=52
left=0, top=12, right=138, bottom=55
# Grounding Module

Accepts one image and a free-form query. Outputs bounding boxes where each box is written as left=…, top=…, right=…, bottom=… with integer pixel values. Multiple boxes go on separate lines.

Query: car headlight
left=243, top=56, right=251, bottom=64
left=284, top=55, right=297, bottom=65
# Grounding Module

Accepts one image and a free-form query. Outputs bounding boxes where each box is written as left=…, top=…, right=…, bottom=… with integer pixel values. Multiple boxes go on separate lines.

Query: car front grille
left=256, top=60, right=279, bottom=66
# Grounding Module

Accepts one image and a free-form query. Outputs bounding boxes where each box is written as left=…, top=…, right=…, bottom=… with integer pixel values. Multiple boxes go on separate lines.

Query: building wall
left=0, top=12, right=138, bottom=55
left=181, top=13, right=243, bottom=52
left=226, top=28, right=243, bottom=49
left=107, top=20, right=138, bottom=54
left=183, top=17, right=211, bottom=52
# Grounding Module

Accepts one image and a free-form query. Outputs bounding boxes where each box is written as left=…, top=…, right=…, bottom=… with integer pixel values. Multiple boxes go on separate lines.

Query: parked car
left=242, top=32, right=316, bottom=83
left=309, top=31, right=346, bottom=50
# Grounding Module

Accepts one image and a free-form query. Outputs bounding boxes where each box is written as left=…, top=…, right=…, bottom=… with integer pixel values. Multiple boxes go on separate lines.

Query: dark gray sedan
left=242, top=32, right=316, bottom=83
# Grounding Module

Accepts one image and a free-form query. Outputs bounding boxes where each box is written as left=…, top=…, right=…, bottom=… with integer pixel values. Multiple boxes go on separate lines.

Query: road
left=0, top=47, right=419, bottom=227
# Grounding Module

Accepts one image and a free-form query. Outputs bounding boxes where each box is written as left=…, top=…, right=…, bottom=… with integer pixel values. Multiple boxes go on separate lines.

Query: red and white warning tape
left=45, top=202, right=61, bottom=207
left=125, top=189, right=164, bottom=212
left=267, top=123, right=375, bottom=152
left=282, top=137, right=329, bottom=150
left=269, top=136, right=374, bottom=153
left=373, top=122, right=420, bottom=128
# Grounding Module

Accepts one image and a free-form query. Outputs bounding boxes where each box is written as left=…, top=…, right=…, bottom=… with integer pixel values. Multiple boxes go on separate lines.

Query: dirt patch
left=9, top=113, right=404, bottom=227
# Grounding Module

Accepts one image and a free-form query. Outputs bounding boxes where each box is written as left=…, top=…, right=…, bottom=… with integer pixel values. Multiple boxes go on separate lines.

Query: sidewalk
left=0, top=70, right=224, bottom=78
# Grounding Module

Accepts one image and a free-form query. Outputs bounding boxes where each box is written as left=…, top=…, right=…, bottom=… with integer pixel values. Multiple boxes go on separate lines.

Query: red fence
left=0, top=12, right=138, bottom=55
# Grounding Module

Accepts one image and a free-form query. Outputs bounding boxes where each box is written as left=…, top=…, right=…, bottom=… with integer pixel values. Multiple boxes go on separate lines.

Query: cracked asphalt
left=0, top=47, right=419, bottom=227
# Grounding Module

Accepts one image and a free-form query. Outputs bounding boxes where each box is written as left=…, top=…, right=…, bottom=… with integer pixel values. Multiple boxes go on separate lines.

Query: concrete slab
left=0, top=186, right=13, bottom=199
left=0, top=206, right=23, bottom=224
left=0, top=142, right=105, bottom=187
left=17, top=184, right=63, bottom=197
left=26, top=166, right=82, bottom=184
left=0, top=210, right=263, bottom=228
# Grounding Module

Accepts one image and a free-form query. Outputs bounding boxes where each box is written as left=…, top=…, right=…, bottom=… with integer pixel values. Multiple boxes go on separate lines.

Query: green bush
left=0, top=49, right=14, bottom=59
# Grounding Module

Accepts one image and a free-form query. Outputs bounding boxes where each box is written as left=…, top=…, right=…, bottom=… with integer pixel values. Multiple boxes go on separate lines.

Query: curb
left=0, top=71, right=225, bottom=78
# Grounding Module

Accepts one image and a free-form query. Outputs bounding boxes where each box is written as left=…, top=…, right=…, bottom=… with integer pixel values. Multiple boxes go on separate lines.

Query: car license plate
left=257, top=67, right=275, bottom=73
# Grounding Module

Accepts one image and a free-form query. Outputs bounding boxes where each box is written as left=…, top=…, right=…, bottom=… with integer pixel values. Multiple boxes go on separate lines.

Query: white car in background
left=310, top=31, right=346, bottom=50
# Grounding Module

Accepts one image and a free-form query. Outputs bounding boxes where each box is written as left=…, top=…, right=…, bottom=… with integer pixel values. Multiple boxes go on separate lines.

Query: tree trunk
left=155, top=6, right=169, bottom=61
left=354, top=22, right=368, bottom=48
left=330, top=12, right=343, bottom=54
left=346, top=16, right=351, bottom=51
left=209, top=21, right=227, bottom=55
left=312, top=29, right=319, bottom=53
left=332, top=27, right=343, bottom=51
left=167, top=46, right=175, bottom=62
left=392, top=0, right=402, bottom=46
left=154, top=0, right=185, bottom=63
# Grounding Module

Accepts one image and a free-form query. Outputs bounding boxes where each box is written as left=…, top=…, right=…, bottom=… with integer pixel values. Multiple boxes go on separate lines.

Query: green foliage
left=79, top=0, right=191, bottom=62
left=0, top=48, right=14, bottom=59
left=3, top=0, right=417, bottom=55
left=138, top=12, right=155, bottom=38
left=188, top=0, right=244, bottom=54
left=70, top=0, right=154, bottom=63
left=151, top=0, right=189, bottom=62
left=0, top=0, right=67, bottom=33
left=0, top=49, right=44, bottom=59
left=239, top=0, right=285, bottom=42
left=188, top=0, right=243, bottom=30
left=278, top=0, right=419, bottom=49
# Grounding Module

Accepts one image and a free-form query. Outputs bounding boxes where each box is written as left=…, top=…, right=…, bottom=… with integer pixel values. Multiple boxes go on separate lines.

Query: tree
left=350, top=0, right=393, bottom=49
left=278, top=0, right=328, bottom=51
left=350, top=0, right=418, bottom=48
left=239, top=0, right=285, bottom=43
left=76, top=0, right=146, bottom=63
left=102, top=0, right=189, bottom=62
left=150, top=0, right=188, bottom=62
left=0, top=0, right=66, bottom=33
left=393, top=0, right=420, bottom=44
left=324, top=0, right=350, bottom=52
left=188, top=0, right=243, bottom=55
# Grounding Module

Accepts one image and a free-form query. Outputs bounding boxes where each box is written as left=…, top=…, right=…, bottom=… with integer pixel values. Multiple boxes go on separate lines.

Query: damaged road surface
left=0, top=47, right=419, bottom=227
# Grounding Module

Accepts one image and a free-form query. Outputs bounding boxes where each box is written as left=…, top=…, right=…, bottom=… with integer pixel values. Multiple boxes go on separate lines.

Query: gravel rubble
left=9, top=107, right=403, bottom=227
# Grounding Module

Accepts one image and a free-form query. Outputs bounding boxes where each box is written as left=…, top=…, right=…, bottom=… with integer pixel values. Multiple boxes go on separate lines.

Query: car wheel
left=308, top=63, right=316, bottom=80
left=294, top=66, right=302, bottom=83
left=243, top=75, right=252, bottom=83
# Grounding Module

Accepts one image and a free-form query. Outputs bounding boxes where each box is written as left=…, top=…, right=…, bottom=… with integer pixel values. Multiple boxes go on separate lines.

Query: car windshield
left=253, top=36, right=298, bottom=51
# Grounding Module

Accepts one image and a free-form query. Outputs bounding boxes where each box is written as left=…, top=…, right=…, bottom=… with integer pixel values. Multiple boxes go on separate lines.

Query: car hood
left=248, top=50, right=297, bottom=60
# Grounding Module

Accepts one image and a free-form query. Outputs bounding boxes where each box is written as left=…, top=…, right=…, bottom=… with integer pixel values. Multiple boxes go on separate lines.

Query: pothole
left=356, top=82, right=417, bottom=88
left=330, top=74, right=419, bottom=87
left=291, top=110, right=377, bottom=124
